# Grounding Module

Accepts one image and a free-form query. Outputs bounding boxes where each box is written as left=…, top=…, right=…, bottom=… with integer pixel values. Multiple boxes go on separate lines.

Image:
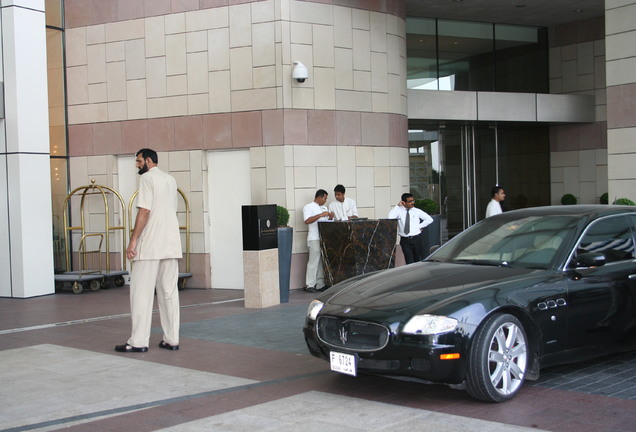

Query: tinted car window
left=577, top=216, right=634, bottom=263
left=429, top=215, right=578, bottom=269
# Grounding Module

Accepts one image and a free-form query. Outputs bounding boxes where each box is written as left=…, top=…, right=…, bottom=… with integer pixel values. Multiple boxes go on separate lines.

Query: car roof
left=495, top=205, right=636, bottom=219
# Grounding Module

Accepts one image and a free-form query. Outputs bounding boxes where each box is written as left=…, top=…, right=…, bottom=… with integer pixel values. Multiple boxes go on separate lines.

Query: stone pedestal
left=319, top=219, right=398, bottom=286
left=243, top=249, right=280, bottom=308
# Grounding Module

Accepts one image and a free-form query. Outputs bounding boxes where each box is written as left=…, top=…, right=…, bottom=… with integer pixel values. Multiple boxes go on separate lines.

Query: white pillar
left=0, top=0, right=54, bottom=297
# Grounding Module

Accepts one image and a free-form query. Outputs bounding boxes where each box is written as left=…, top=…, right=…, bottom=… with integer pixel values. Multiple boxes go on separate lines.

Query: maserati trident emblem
left=339, top=326, right=348, bottom=344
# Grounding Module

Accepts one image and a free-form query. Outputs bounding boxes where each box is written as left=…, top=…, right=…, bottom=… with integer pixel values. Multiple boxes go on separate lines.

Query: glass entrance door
left=409, top=121, right=551, bottom=241
left=409, top=124, right=497, bottom=239
left=436, top=124, right=498, bottom=237
left=409, top=121, right=551, bottom=242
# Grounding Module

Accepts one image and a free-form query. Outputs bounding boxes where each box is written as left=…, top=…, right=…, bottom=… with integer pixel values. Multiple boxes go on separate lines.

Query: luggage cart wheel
left=101, top=279, right=110, bottom=289
left=72, top=282, right=83, bottom=294
left=178, top=278, right=186, bottom=290
left=115, top=276, right=125, bottom=287
left=90, top=280, right=101, bottom=291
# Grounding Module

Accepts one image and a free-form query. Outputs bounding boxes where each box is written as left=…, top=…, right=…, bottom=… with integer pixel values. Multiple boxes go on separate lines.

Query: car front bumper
left=303, top=321, right=470, bottom=384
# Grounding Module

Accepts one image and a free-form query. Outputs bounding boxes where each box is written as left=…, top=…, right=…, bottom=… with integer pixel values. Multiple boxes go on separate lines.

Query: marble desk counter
left=318, top=219, right=398, bottom=286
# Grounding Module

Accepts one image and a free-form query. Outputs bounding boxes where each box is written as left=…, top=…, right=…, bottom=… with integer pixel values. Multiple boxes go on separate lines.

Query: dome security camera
left=292, top=61, right=308, bottom=83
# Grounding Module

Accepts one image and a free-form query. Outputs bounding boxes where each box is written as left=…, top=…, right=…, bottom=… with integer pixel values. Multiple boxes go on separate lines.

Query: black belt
left=400, top=233, right=421, bottom=239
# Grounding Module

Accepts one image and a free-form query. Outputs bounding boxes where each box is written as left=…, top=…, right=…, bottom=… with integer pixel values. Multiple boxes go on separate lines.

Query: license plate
left=330, top=351, right=356, bottom=376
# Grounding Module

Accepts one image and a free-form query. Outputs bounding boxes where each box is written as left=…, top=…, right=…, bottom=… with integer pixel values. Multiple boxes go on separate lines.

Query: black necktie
left=404, top=209, right=410, bottom=235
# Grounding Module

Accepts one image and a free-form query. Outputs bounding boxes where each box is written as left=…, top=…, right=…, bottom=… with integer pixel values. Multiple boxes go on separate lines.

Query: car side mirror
left=574, top=252, right=606, bottom=268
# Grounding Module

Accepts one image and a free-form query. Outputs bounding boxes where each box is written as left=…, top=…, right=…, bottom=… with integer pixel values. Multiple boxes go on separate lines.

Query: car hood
left=325, top=262, right=537, bottom=313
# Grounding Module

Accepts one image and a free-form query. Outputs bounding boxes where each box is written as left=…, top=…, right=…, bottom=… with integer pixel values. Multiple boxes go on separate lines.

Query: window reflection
left=406, top=18, right=438, bottom=90
left=47, top=28, right=66, bottom=157
left=50, top=158, right=68, bottom=272
left=407, top=18, right=547, bottom=93
left=494, top=24, right=548, bottom=93
left=46, top=0, right=68, bottom=272
left=438, top=20, right=494, bottom=91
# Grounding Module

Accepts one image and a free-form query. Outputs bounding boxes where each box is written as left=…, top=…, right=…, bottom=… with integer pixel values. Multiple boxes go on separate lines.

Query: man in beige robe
left=115, top=148, right=182, bottom=353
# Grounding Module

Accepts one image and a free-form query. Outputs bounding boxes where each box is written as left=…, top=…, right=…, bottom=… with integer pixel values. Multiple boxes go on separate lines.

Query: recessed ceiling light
left=574, top=9, right=583, bottom=12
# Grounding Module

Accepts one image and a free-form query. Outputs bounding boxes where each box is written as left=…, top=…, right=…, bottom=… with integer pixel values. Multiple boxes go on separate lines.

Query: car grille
left=316, top=316, right=390, bottom=352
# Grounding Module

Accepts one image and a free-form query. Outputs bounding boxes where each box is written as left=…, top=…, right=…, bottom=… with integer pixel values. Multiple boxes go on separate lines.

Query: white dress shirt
left=485, top=199, right=502, bottom=218
left=388, top=205, right=434, bottom=237
left=328, top=197, right=359, bottom=221
left=303, top=201, right=330, bottom=242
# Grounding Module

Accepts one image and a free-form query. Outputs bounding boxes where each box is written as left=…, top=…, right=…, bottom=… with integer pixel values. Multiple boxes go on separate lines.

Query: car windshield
left=428, top=215, right=580, bottom=269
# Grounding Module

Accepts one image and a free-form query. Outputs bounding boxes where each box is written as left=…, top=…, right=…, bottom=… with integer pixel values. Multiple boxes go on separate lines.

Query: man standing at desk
left=303, top=189, right=333, bottom=292
left=388, top=193, right=433, bottom=265
left=329, top=184, right=358, bottom=221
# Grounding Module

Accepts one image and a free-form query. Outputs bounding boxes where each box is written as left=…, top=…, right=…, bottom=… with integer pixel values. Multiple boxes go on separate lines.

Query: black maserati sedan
left=303, top=205, right=636, bottom=402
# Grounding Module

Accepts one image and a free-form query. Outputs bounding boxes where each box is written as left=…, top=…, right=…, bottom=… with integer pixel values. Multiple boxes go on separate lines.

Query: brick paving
left=531, top=351, right=636, bottom=400
left=1, top=287, right=635, bottom=432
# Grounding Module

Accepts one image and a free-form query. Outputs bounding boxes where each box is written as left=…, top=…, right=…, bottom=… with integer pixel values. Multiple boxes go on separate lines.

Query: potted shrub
left=600, top=193, right=608, bottom=205
left=415, top=198, right=439, bottom=215
left=414, top=198, right=441, bottom=258
left=561, top=193, right=577, bottom=205
left=276, top=205, right=293, bottom=303
left=613, top=198, right=636, bottom=206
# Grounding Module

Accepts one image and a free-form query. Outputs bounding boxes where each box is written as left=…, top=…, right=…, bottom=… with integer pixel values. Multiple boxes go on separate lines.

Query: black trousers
left=400, top=234, right=423, bottom=265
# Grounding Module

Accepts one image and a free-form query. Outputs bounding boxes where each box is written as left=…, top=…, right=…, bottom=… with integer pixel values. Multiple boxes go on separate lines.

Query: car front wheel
left=466, top=313, right=528, bottom=402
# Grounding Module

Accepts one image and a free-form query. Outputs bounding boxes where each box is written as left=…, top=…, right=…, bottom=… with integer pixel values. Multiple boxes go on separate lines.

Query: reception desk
left=318, top=219, right=398, bottom=286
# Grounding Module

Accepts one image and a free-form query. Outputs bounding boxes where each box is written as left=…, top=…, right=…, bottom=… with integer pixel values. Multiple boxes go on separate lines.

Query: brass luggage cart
left=128, top=188, right=192, bottom=289
left=55, top=180, right=129, bottom=294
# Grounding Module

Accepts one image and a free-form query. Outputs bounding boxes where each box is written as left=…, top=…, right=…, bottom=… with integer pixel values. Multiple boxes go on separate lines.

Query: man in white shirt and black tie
left=388, top=193, right=434, bottom=265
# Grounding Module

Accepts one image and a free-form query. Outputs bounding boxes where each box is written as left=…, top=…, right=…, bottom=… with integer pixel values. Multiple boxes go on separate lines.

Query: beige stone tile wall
left=65, top=1, right=406, bottom=127
left=606, top=1, right=636, bottom=203
left=548, top=17, right=608, bottom=205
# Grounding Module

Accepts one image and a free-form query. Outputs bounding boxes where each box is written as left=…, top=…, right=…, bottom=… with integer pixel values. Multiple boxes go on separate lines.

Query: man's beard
left=138, top=162, right=149, bottom=175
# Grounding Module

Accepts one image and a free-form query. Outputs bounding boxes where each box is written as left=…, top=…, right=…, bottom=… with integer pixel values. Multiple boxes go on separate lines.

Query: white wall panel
left=0, top=154, right=10, bottom=296
left=207, top=150, right=251, bottom=289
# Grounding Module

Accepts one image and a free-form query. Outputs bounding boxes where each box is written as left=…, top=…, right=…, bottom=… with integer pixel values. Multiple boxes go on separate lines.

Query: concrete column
left=606, top=0, right=636, bottom=202
left=0, top=0, right=54, bottom=297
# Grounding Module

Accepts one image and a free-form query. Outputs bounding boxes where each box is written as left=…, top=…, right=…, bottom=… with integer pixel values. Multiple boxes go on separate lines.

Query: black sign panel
left=241, top=205, right=278, bottom=250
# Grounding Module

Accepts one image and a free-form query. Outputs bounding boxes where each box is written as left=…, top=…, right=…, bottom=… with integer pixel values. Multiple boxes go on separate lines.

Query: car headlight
left=307, top=300, right=324, bottom=321
left=402, top=314, right=458, bottom=335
